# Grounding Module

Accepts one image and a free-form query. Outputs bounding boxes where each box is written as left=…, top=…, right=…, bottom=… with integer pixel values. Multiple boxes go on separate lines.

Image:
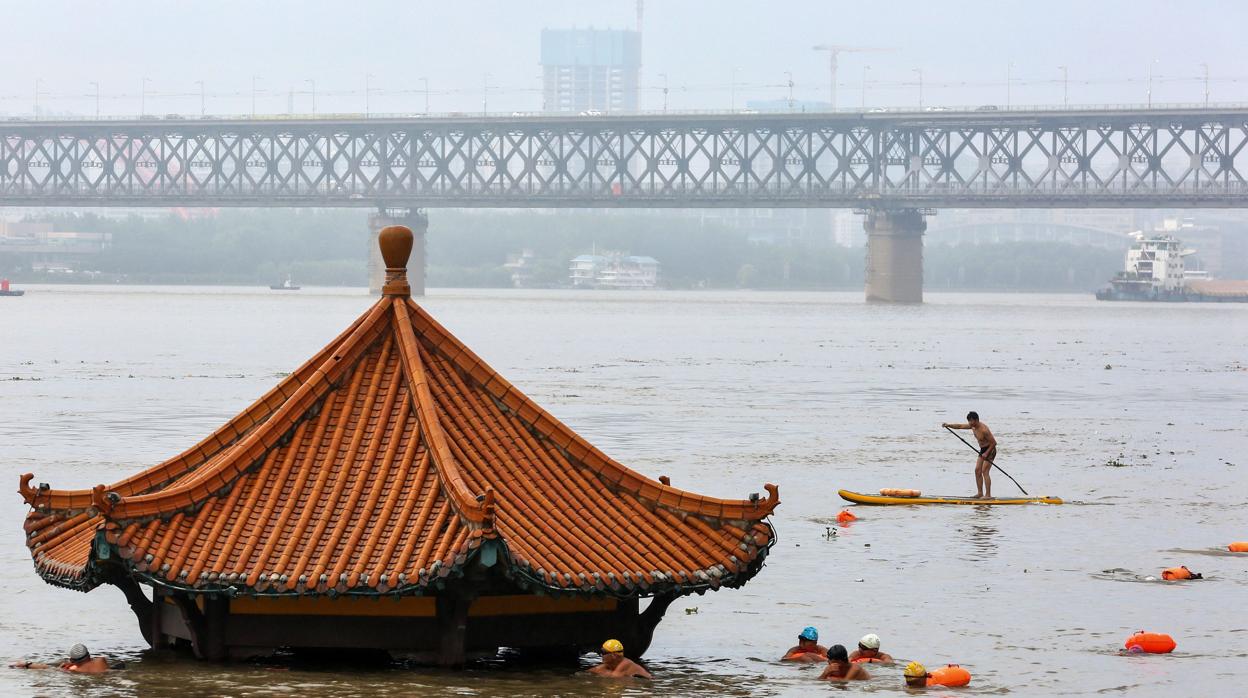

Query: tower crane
left=811, top=45, right=893, bottom=110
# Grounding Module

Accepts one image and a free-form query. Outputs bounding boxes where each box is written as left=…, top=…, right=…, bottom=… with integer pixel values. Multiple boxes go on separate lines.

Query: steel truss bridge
left=2, top=108, right=1248, bottom=209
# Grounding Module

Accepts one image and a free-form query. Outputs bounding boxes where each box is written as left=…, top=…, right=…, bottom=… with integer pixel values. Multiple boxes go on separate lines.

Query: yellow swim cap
left=601, top=639, right=624, bottom=654
left=904, top=661, right=927, bottom=678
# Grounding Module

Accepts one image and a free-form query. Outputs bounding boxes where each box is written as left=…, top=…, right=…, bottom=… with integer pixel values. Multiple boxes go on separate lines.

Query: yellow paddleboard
left=838, top=489, right=1063, bottom=506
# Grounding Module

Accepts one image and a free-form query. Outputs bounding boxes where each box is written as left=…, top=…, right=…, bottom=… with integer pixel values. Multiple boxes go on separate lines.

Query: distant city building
left=569, top=252, right=659, bottom=289
left=541, top=28, right=641, bottom=113
left=0, top=207, right=174, bottom=222
left=831, top=210, right=863, bottom=247
left=0, top=222, right=112, bottom=272
left=503, top=248, right=538, bottom=288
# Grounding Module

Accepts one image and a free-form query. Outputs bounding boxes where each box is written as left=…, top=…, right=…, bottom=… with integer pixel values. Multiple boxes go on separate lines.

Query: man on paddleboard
left=942, top=411, right=997, bottom=498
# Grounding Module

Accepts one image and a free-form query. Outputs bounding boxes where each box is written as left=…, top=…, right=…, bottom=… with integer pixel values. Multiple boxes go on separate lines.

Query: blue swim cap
left=800, top=627, right=818, bottom=642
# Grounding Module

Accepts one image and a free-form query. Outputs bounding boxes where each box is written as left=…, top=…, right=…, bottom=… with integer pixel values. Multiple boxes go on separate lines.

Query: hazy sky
left=3, top=0, right=1243, bottom=116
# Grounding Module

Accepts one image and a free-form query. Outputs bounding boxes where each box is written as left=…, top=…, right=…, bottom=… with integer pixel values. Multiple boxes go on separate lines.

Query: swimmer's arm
left=627, top=664, right=653, bottom=679
left=818, top=666, right=842, bottom=681
left=942, top=422, right=970, bottom=429
left=9, top=661, right=51, bottom=669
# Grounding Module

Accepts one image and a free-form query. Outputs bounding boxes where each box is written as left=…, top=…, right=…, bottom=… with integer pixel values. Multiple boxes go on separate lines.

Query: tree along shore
left=1, top=209, right=1122, bottom=291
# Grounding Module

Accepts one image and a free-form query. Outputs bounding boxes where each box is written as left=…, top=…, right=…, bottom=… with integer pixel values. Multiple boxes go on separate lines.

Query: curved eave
left=31, top=554, right=104, bottom=593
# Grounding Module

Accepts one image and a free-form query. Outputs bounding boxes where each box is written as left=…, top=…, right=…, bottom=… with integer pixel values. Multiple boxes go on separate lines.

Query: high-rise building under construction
left=541, top=28, right=641, bottom=113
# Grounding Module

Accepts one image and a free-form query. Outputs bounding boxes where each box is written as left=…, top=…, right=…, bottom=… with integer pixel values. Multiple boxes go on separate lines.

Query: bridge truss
left=2, top=109, right=1248, bottom=208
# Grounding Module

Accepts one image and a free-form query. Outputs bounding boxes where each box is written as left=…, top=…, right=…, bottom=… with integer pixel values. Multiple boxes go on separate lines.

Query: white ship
left=1096, top=232, right=1248, bottom=302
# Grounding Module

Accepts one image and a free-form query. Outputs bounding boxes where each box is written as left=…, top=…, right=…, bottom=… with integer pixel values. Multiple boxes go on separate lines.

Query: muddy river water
left=1, top=286, right=1245, bottom=697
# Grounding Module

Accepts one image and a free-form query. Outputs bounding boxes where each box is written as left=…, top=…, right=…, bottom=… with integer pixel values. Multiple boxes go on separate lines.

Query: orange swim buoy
left=879, top=488, right=921, bottom=498
left=836, top=510, right=857, bottom=523
left=852, top=657, right=885, bottom=664
left=927, top=664, right=972, bottom=687
left=1229, top=542, right=1248, bottom=553
left=1124, top=631, right=1176, bottom=654
left=1161, top=566, right=1198, bottom=580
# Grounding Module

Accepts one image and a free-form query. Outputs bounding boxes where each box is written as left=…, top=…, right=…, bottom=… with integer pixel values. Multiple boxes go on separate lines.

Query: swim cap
left=905, top=661, right=927, bottom=678
left=859, top=633, right=881, bottom=649
left=68, top=644, right=90, bottom=662
left=601, top=639, right=624, bottom=654
left=799, top=626, right=819, bottom=642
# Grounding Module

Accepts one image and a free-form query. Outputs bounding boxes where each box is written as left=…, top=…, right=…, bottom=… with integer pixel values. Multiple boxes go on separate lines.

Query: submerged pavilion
left=19, top=226, right=779, bottom=665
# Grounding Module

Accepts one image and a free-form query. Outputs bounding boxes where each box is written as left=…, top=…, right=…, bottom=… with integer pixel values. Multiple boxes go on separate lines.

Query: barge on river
left=1095, top=232, right=1248, bottom=302
left=18, top=226, right=779, bottom=666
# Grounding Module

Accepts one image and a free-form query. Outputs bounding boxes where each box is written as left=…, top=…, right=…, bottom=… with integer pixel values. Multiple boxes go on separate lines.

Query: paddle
left=943, top=425, right=1029, bottom=495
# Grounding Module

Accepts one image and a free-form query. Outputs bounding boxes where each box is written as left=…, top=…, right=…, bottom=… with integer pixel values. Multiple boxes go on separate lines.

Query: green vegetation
left=3, top=209, right=363, bottom=285
left=1, top=209, right=1123, bottom=291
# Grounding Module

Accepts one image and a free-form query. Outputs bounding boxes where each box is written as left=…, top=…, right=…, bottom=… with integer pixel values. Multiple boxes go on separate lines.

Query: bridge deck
left=3, top=108, right=1247, bottom=208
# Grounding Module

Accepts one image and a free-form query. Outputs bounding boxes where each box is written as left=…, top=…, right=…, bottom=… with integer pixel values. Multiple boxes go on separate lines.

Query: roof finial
left=379, top=225, right=413, bottom=296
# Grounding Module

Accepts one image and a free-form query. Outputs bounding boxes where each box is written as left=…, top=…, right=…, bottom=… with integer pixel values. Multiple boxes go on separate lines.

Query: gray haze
left=4, top=0, right=1244, bottom=116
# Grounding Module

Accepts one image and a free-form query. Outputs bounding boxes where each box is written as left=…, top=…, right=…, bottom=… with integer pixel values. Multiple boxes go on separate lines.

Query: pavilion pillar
left=172, top=593, right=228, bottom=660
left=369, top=209, right=427, bottom=296
left=629, top=593, right=675, bottom=659
left=864, top=208, right=926, bottom=303
left=435, top=593, right=472, bottom=668
left=202, top=595, right=229, bottom=661
left=107, top=574, right=154, bottom=647
left=148, top=587, right=165, bottom=648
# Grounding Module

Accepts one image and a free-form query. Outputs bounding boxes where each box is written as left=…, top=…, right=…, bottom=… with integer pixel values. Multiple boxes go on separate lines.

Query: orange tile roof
left=20, top=226, right=778, bottom=598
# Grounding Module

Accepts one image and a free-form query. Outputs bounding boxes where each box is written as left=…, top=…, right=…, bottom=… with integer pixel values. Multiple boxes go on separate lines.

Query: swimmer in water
left=781, top=626, right=827, bottom=662
left=905, top=662, right=973, bottom=687
left=587, top=639, right=652, bottom=679
left=819, top=644, right=870, bottom=681
left=943, top=411, right=997, bottom=498
left=904, top=661, right=930, bottom=688
left=10, top=644, right=111, bottom=674
left=849, top=633, right=894, bottom=664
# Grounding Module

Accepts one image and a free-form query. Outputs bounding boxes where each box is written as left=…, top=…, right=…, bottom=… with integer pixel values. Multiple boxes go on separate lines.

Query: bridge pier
left=369, top=209, right=427, bottom=296
left=863, top=208, right=926, bottom=303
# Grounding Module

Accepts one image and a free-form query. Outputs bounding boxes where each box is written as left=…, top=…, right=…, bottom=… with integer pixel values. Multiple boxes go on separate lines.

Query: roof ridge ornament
left=379, top=225, right=413, bottom=297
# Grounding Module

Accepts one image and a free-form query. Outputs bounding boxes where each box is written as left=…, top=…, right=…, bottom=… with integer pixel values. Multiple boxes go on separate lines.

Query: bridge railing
left=4, top=181, right=1247, bottom=198
left=9, top=102, right=1248, bottom=123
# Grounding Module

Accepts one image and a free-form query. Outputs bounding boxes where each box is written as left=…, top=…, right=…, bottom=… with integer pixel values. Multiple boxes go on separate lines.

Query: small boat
left=0, top=279, right=24, bottom=297
left=270, top=275, right=301, bottom=291
left=838, top=489, right=1062, bottom=506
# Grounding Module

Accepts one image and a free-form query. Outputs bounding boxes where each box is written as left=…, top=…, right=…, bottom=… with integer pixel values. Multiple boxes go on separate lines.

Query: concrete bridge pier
left=863, top=208, right=927, bottom=303
left=369, top=208, right=428, bottom=296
